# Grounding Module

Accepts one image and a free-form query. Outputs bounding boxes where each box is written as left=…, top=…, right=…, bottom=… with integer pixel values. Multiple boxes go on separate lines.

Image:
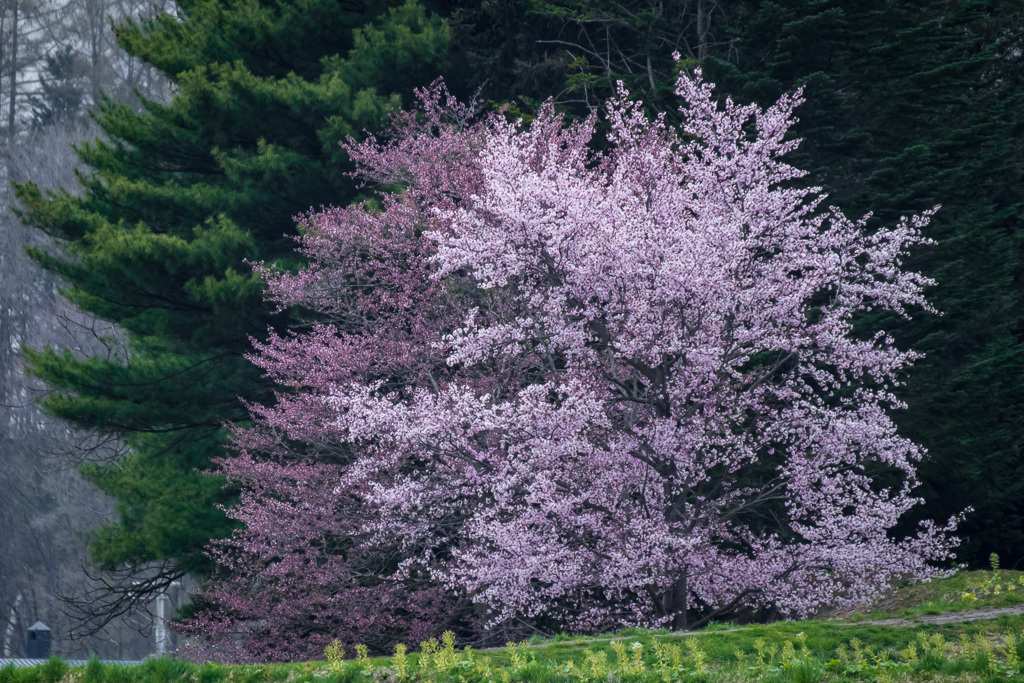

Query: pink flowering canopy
left=183, top=69, right=959, bottom=658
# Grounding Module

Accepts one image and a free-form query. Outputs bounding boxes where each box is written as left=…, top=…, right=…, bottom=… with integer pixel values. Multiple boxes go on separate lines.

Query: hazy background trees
left=0, top=0, right=172, bottom=137
left=0, top=120, right=191, bottom=659
left=0, top=0, right=175, bottom=659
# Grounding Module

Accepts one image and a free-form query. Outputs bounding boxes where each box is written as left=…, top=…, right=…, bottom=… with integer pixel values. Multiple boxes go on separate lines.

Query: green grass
left=9, top=616, right=1024, bottom=682
left=841, top=569, right=1024, bottom=621
left=9, top=570, right=1024, bottom=682
left=307, top=617, right=1024, bottom=681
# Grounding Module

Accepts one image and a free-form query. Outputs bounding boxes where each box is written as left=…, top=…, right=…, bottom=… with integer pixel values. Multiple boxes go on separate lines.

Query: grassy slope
left=849, top=570, right=1024, bottom=621
left=6, top=571, right=1024, bottom=682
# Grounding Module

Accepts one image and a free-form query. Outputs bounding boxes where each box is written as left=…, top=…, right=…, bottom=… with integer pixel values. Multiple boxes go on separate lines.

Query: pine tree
left=14, top=0, right=449, bottom=630
left=706, top=0, right=1024, bottom=565
left=31, top=46, right=88, bottom=129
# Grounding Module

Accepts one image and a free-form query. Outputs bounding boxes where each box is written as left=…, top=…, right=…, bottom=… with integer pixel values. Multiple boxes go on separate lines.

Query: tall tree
left=14, top=0, right=449, bottom=635
left=184, top=75, right=957, bottom=658
left=704, top=0, right=1024, bottom=565
left=0, top=0, right=173, bottom=141
left=31, top=45, right=87, bottom=127
left=0, top=0, right=44, bottom=138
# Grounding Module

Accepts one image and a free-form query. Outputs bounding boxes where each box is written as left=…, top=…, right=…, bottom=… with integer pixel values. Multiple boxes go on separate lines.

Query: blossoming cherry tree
left=183, top=70, right=957, bottom=659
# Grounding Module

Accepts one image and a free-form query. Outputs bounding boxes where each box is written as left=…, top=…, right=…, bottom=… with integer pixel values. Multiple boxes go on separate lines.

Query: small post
left=26, top=622, right=51, bottom=658
left=154, top=594, right=170, bottom=657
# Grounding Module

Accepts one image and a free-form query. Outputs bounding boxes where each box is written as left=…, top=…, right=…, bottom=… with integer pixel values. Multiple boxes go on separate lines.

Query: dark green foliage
left=703, top=0, right=1024, bottom=566
left=5, top=666, right=35, bottom=683
left=101, top=665, right=135, bottom=683
left=191, top=663, right=226, bottom=683
left=516, top=0, right=739, bottom=109
left=82, top=656, right=105, bottom=683
left=31, top=47, right=87, bottom=129
left=137, top=658, right=192, bottom=683
left=37, top=657, right=68, bottom=683
left=427, top=0, right=564, bottom=107
left=15, top=0, right=449, bottom=590
left=438, top=0, right=750, bottom=117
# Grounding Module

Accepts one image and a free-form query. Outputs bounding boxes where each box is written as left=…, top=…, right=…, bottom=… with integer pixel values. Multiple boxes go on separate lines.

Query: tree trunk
left=670, top=573, right=688, bottom=630
left=7, top=0, right=16, bottom=139
left=3, top=592, right=22, bottom=657
left=696, top=0, right=709, bottom=60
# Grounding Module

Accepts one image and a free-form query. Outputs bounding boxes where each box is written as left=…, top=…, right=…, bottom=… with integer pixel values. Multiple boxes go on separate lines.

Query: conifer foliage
left=705, top=0, right=1024, bottom=565
left=14, top=0, right=449, bottom=630
left=184, top=74, right=958, bottom=659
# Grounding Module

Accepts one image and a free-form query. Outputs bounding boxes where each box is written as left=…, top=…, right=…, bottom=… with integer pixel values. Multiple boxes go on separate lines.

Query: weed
left=392, top=647, right=408, bottom=680
left=37, top=657, right=67, bottom=683
left=81, top=657, right=105, bottom=683
left=686, top=637, right=708, bottom=675
left=781, top=659, right=822, bottom=683
left=324, top=641, right=345, bottom=675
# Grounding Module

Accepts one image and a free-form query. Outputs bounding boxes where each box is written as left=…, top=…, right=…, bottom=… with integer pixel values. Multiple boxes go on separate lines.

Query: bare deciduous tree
left=530, top=0, right=740, bottom=109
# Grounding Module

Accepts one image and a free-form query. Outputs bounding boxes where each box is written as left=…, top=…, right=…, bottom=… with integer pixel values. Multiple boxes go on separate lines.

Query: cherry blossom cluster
left=180, top=70, right=959, bottom=659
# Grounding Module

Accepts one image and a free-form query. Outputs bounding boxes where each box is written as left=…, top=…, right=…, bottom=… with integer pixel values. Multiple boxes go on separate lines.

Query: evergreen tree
left=14, top=0, right=449, bottom=630
left=706, top=0, right=1024, bottom=565
left=31, top=46, right=87, bottom=129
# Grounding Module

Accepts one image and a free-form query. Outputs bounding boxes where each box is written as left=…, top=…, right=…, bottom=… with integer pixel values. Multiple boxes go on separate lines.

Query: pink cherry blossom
left=179, top=71, right=959, bottom=660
